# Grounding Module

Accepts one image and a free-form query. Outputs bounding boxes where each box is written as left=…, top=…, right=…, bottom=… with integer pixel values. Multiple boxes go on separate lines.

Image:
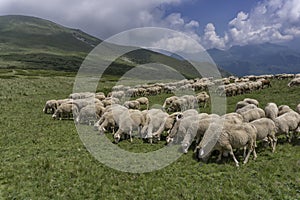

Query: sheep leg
left=228, top=146, right=239, bottom=167
left=129, top=129, right=133, bottom=143
left=243, top=146, right=253, bottom=164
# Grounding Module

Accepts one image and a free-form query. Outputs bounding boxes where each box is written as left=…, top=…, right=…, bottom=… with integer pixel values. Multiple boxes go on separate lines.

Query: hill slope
left=0, top=15, right=230, bottom=78
left=208, top=43, right=300, bottom=76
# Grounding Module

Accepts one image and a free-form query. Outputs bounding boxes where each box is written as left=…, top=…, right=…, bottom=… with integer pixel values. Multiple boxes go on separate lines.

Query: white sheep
left=274, top=111, right=300, bottom=142
left=243, top=98, right=259, bottom=107
left=135, top=97, right=149, bottom=110
left=52, top=103, right=78, bottom=120
left=288, top=77, right=300, bottom=87
left=123, top=100, right=140, bottom=110
left=250, top=118, right=277, bottom=152
left=197, top=122, right=257, bottom=167
left=240, top=108, right=265, bottom=122
left=278, top=105, right=293, bottom=116
left=264, top=103, right=278, bottom=121
left=114, top=110, right=145, bottom=143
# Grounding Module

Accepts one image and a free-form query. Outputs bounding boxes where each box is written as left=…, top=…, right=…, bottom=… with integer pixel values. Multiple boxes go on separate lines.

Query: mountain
left=207, top=43, right=300, bottom=76
left=0, top=15, right=231, bottom=78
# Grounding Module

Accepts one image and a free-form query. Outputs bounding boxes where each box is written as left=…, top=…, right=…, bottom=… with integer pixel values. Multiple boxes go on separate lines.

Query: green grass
left=0, top=71, right=299, bottom=199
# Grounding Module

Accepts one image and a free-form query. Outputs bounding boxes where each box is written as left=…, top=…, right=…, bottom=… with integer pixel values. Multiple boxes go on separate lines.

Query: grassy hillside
left=0, top=15, right=230, bottom=78
left=0, top=70, right=299, bottom=199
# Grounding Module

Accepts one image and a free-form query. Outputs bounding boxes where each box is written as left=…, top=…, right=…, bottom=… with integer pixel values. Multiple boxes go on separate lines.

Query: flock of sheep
left=43, top=73, right=300, bottom=167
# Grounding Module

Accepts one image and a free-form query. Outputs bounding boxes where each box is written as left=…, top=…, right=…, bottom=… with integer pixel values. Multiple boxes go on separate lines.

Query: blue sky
left=164, top=0, right=261, bottom=35
left=0, top=0, right=300, bottom=50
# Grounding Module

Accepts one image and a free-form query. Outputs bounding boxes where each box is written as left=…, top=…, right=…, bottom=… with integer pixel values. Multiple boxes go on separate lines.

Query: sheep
left=123, top=100, right=140, bottom=110
left=95, top=105, right=128, bottom=134
left=288, top=77, right=300, bottom=87
left=135, top=97, right=149, bottom=110
left=180, top=114, right=219, bottom=153
left=250, top=118, right=277, bottom=152
left=52, top=103, right=78, bottom=120
left=167, top=98, right=188, bottom=112
left=141, top=109, right=169, bottom=143
left=76, top=104, right=104, bottom=125
left=264, top=103, right=279, bottom=121
left=57, top=99, right=72, bottom=106
left=162, top=96, right=179, bottom=109
left=102, top=97, right=120, bottom=107
left=196, top=122, right=257, bottom=167
left=235, top=101, right=250, bottom=111
left=243, top=98, right=259, bottom=107
left=43, top=100, right=58, bottom=114
left=274, top=111, right=300, bottom=142
left=240, top=108, right=265, bottom=122
left=236, top=104, right=257, bottom=115
left=114, top=110, right=145, bottom=143
left=278, top=105, right=293, bottom=116
left=69, top=92, right=94, bottom=100
left=196, top=91, right=210, bottom=108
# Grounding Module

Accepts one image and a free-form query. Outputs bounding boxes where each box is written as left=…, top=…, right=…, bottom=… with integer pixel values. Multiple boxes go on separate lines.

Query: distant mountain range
left=1, top=15, right=298, bottom=78
left=207, top=43, right=300, bottom=76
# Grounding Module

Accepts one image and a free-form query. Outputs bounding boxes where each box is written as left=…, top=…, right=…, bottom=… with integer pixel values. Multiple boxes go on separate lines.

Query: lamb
left=240, top=108, right=265, bottom=122
left=288, top=77, right=300, bottom=87
left=135, top=97, right=149, bottom=110
left=250, top=118, right=277, bottom=152
left=274, top=111, right=300, bottom=142
left=123, top=100, right=140, bottom=110
left=43, top=100, right=58, bottom=114
left=52, top=103, right=78, bottom=120
left=264, top=103, right=278, bottom=121
left=196, top=122, right=257, bottom=167
left=278, top=105, right=293, bottom=116
left=114, top=110, right=145, bottom=143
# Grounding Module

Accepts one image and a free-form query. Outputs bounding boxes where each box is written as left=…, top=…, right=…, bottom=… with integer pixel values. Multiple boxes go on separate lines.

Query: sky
left=1, top=0, right=300, bottom=50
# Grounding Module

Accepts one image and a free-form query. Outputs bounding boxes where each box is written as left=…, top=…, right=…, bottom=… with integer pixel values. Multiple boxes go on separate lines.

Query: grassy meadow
left=0, top=69, right=299, bottom=199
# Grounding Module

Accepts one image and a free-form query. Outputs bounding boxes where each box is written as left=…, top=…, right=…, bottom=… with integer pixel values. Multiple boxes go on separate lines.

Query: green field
left=0, top=70, right=299, bottom=199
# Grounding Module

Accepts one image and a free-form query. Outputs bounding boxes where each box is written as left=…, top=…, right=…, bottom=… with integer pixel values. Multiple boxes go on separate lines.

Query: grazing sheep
left=114, top=110, right=145, bottom=143
left=141, top=109, right=169, bottom=143
left=76, top=104, right=104, bottom=125
left=264, top=103, right=279, bottom=121
left=250, top=118, right=277, bottom=152
left=43, top=100, right=58, bottom=114
left=278, top=105, right=293, bottom=116
left=52, top=103, right=78, bottom=120
left=197, top=122, right=257, bottom=167
left=102, top=97, right=120, bottom=107
left=95, top=105, right=128, bottom=134
left=240, top=108, right=265, bottom=122
left=243, top=98, right=259, bottom=107
left=235, top=101, right=250, bottom=111
left=274, top=111, right=300, bottom=142
left=57, top=99, right=72, bottom=106
left=136, top=97, right=149, bottom=110
left=196, top=91, right=210, bottom=108
left=236, top=104, right=257, bottom=115
left=288, top=77, right=300, bottom=87
left=123, top=100, right=140, bottom=110
left=162, top=96, right=179, bottom=109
